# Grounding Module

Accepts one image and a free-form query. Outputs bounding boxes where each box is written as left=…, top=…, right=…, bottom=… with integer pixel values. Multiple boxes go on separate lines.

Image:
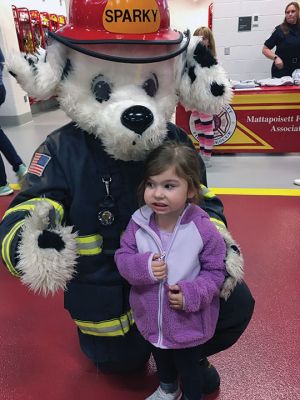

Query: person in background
left=192, top=27, right=217, bottom=168
left=262, top=2, right=300, bottom=78
left=115, top=142, right=227, bottom=400
left=0, top=46, right=27, bottom=196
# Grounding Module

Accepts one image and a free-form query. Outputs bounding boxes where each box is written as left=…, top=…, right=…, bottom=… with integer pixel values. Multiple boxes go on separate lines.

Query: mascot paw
left=38, top=230, right=65, bottom=251
left=17, top=201, right=78, bottom=296
left=7, top=43, right=64, bottom=101
left=178, top=36, right=232, bottom=115
left=219, top=229, right=244, bottom=300
left=7, top=50, right=35, bottom=84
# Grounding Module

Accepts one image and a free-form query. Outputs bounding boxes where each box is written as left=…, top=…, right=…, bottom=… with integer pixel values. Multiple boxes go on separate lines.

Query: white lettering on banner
left=245, top=114, right=300, bottom=133
left=271, top=125, right=300, bottom=132
left=247, top=115, right=296, bottom=124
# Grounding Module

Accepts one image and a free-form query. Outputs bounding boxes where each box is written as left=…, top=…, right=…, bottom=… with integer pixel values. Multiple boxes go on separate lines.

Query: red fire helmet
left=49, top=0, right=190, bottom=63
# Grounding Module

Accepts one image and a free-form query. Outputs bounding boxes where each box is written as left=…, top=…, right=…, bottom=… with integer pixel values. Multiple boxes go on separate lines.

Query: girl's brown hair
left=281, top=2, right=300, bottom=34
left=138, top=141, right=202, bottom=205
left=193, top=26, right=217, bottom=57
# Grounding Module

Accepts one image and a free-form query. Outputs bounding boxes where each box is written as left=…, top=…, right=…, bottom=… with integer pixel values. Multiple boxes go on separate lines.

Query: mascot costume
left=0, top=0, right=254, bottom=393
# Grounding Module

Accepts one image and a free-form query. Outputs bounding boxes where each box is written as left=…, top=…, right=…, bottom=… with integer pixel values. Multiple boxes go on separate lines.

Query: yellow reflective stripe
left=210, top=217, right=226, bottom=231
left=78, top=248, right=102, bottom=256
left=76, top=234, right=103, bottom=256
left=74, top=311, right=134, bottom=337
left=77, top=311, right=133, bottom=328
left=200, top=184, right=216, bottom=199
left=3, top=204, right=34, bottom=218
left=79, top=329, right=125, bottom=337
left=46, top=199, right=64, bottom=221
left=1, top=220, right=24, bottom=277
left=3, top=198, right=64, bottom=222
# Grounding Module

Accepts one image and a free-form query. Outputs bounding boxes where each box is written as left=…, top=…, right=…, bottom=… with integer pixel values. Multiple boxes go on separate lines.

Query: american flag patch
left=28, top=153, right=51, bottom=177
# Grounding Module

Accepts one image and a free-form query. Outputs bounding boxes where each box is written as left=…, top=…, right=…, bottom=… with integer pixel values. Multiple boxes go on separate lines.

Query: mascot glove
left=178, top=36, right=232, bottom=115
left=7, top=44, right=64, bottom=101
left=219, top=228, right=244, bottom=300
left=17, top=200, right=78, bottom=296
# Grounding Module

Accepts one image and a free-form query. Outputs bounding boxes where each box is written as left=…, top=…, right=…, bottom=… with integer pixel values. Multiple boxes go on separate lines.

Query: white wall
left=1, top=0, right=293, bottom=122
left=8, top=0, right=67, bottom=16
left=64, top=0, right=209, bottom=30
left=169, top=0, right=212, bottom=34
left=213, top=0, right=291, bottom=80
left=0, top=2, right=31, bottom=123
left=0, top=1, right=68, bottom=124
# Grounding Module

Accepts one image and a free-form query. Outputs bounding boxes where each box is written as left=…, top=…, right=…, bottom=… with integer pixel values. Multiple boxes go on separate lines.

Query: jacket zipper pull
left=158, top=251, right=166, bottom=261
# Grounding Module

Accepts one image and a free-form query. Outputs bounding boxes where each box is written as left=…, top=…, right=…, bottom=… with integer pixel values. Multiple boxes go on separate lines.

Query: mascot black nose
left=121, top=106, right=154, bottom=135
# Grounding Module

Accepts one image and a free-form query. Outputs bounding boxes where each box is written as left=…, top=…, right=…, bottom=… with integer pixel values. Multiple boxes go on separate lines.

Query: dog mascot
left=0, top=0, right=254, bottom=393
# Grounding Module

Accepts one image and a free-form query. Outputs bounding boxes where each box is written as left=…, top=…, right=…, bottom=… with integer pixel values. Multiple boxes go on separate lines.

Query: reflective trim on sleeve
left=76, top=234, right=103, bottom=256
left=74, top=310, right=134, bottom=337
left=2, top=198, right=64, bottom=222
left=200, top=184, right=216, bottom=199
left=1, top=220, right=24, bottom=277
left=210, top=217, right=226, bottom=231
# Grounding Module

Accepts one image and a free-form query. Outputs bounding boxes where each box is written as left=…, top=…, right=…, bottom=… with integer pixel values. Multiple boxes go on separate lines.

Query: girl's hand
left=168, top=284, right=184, bottom=310
left=151, top=254, right=167, bottom=280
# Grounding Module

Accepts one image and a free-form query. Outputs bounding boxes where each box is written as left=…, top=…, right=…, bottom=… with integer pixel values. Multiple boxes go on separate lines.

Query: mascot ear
left=7, top=42, right=69, bottom=101
left=177, top=36, right=232, bottom=114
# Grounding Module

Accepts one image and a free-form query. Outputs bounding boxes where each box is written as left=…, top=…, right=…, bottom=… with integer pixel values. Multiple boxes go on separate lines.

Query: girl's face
left=144, top=166, right=195, bottom=220
left=285, top=5, right=298, bottom=24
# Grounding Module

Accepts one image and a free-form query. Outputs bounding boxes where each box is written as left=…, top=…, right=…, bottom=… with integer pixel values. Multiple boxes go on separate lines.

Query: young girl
left=192, top=27, right=217, bottom=168
left=115, top=142, right=226, bottom=400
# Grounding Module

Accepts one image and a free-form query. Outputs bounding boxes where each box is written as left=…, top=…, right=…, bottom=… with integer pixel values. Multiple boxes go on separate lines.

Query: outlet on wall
left=224, top=47, right=230, bottom=55
left=253, top=15, right=259, bottom=28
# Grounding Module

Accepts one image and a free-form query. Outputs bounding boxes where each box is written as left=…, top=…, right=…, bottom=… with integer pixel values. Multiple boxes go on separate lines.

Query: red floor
left=0, top=194, right=299, bottom=400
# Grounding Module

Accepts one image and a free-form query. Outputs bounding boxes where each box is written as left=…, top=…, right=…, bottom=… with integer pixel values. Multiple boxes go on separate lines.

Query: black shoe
left=199, top=358, right=220, bottom=394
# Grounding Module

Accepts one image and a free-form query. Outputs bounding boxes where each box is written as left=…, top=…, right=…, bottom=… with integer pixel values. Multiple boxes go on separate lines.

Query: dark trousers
left=271, top=63, right=299, bottom=78
left=202, top=281, right=254, bottom=357
left=0, top=85, right=23, bottom=185
left=151, top=345, right=205, bottom=400
left=77, top=281, right=255, bottom=373
left=78, top=323, right=151, bottom=374
left=0, top=128, right=23, bottom=185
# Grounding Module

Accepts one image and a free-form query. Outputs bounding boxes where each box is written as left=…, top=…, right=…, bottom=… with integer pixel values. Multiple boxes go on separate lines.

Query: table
left=175, top=85, right=300, bottom=153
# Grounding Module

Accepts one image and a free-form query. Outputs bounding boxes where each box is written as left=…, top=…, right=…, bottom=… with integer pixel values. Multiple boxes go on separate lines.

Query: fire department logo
left=213, top=105, right=237, bottom=145
left=189, top=105, right=237, bottom=146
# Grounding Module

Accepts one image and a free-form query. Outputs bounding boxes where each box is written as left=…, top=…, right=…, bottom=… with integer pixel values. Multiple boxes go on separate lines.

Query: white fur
left=58, top=50, right=177, bottom=161
left=8, top=40, right=232, bottom=160
left=17, top=201, right=78, bottom=296
left=219, top=229, right=244, bottom=300
left=178, top=36, right=233, bottom=114
left=7, top=43, right=66, bottom=100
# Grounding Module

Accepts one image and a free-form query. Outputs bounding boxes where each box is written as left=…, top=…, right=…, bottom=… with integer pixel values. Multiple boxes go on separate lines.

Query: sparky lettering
left=105, top=9, right=158, bottom=23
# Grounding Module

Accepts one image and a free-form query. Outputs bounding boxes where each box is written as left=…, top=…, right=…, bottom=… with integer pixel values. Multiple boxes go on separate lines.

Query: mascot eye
left=142, top=74, right=159, bottom=97
left=91, top=75, right=112, bottom=103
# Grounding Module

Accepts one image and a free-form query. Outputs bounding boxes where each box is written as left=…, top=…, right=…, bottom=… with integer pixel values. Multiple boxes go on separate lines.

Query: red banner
left=176, top=86, right=300, bottom=153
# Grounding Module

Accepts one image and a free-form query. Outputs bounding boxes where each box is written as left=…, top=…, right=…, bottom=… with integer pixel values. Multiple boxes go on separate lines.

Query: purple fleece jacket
left=115, top=204, right=226, bottom=349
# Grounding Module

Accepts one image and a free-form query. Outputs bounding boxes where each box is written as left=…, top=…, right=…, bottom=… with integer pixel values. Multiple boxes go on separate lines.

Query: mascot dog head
left=8, top=0, right=232, bottom=161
